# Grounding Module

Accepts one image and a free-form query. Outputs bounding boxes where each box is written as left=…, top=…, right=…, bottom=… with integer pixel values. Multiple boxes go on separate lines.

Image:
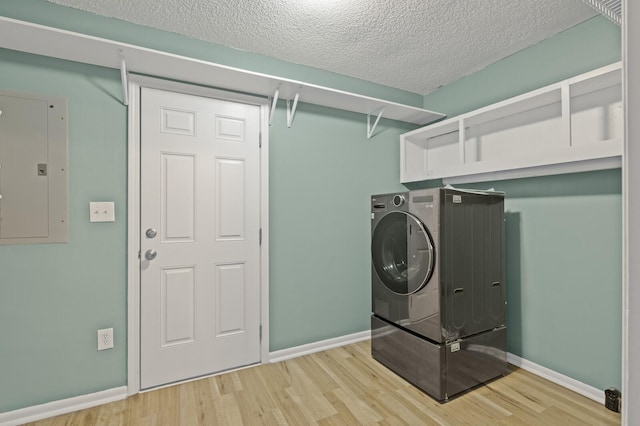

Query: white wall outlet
left=97, top=328, right=114, bottom=351
left=89, top=202, right=115, bottom=222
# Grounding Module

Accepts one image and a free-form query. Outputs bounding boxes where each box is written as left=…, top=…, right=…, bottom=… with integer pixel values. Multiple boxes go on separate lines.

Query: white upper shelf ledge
left=0, top=17, right=445, bottom=127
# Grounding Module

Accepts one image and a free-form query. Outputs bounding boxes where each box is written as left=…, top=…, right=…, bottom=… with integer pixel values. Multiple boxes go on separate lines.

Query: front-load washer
left=370, top=189, right=441, bottom=342
left=370, top=188, right=508, bottom=401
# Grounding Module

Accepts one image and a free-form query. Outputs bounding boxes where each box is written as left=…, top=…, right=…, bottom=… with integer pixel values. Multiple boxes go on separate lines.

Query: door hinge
left=259, top=325, right=262, bottom=341
left=259, top=132, right=262, bottom=148
left=259, top=228, right=262, bottom=245
left=138, top=250, right=141, bottom=259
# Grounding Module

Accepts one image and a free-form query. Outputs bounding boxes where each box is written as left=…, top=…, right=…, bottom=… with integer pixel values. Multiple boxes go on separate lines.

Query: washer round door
left=371, top=211, right=435, bottom=295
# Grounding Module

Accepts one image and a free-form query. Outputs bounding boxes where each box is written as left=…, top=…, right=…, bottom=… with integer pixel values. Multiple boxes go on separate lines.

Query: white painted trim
left=0, top=17, right=444, bottom=127
left=269, top=330, right=371, bottom=363
left=259, top=103, right=271, bottom=364
left=443, top=155, right=621, bottom=185
left=0, top=386, right=127, bottom=426
left=126, top=75, right=270, bottom=395
left=0, top=347, right=602, bottom=426
left=622, top=3, right=629, bottom=420
left=401, top=62, right=622, bottom=184
left=126, top=80, right=141, bottom=396
left=507, top=353, right=604, bottom=405
left=268, top=335, right=605, bottom=407
left=622, top=1, right=637, bottom=423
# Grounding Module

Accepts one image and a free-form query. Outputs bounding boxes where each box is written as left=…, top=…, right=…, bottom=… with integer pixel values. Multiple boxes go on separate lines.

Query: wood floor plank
left=273, top=387, right=318, bottom=425
left=320, top=390, right=366, bottom=425
left=24, top=340, right=620, bottom=426
left=509, top=369, right=618, bottom=425
left=285, top=359, right=338, bottom=421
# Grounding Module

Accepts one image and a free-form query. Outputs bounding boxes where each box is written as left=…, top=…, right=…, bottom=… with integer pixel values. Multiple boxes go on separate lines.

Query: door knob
left=145, top=249, right=157, bottom=260
left=145, top=228, right=157, bottom=238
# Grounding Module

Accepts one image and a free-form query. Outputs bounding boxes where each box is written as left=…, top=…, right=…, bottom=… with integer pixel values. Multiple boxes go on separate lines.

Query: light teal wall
left=415, top=171, right=622, bottom=391
left=0, top=1, right=623, bottom=414
left=269, top=104, right=411, bottom=350
left=499, top=171, right=621, bottom=389
left=419, top=16, right=622, bottom=391
left=0, top=1, right=413, bottom=413
left=0, top=49, right=127, bottom=411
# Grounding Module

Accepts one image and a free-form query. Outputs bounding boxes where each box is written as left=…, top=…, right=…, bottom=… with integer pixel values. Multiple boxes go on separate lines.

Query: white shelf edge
left=403, top=62, right=622, bottom=141
left=400, top=62, right=623, bottom=183
left=402, top=116, right=460, bottom=139
left=401, top=140, right=622, bottom=184
left=442, top=156, right=622, bottom=184
left=0, top=16, right=445, bottom=126
left=566, top=61, right=623, bottom=86
left=402, top=155, right=621, bottom=185
left=470, top=62, right=621, bottom=121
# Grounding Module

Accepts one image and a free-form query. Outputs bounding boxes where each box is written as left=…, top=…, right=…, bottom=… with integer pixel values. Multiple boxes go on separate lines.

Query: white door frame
left=623, top=1, right=638, bottom=423
left=126, top=75, right=270, bottom=394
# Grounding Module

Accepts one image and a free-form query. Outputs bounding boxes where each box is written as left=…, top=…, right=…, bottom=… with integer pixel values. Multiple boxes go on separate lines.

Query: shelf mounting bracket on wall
left=367, top=107, right=385, bottom=139
left=268, top=87, right=280, bottom=126
left=0, top=17, right=445, bottom=128
left=286, top=92, right=300, bottom=128
left=119, top=50, right=129, bottom=106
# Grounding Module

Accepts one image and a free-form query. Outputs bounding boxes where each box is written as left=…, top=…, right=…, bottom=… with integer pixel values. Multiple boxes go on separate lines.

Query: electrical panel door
left=0, top=90, right=68, bottom=245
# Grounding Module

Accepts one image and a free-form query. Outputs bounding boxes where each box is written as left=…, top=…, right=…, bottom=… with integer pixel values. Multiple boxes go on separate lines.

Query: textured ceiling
left=45, top=0, right=597, bottom=95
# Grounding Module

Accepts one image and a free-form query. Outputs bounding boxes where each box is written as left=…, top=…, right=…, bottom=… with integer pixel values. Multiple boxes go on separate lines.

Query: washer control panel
left=392, top=194, right=406, bottom=207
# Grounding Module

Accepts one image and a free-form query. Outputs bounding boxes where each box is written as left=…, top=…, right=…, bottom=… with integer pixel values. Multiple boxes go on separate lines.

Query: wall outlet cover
left=97, top=328, right=114, bottom=350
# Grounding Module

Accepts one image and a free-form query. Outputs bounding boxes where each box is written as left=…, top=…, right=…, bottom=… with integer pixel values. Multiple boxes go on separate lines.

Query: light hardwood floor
left=27, top=341, right=620, bottom=425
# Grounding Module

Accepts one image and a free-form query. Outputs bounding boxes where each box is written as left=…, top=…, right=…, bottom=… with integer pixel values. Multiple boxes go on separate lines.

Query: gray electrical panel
left=0, top=90, right=68, bottom=245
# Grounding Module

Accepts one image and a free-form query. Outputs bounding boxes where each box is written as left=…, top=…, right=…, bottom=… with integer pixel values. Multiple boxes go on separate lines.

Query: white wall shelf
left=0, top=17, right=445, bottom=131
left=400, top=62, right=622, bottom=184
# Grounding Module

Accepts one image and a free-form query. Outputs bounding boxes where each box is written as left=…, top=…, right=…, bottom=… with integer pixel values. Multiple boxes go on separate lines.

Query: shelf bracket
left=286, top=92, right=300, bottom=128
left=268, top=87, right=280, bottom=126
left=119, top=50, right=129, bottom=106
left=561, top=82, right=572, bottom=146
left=367, top=107, right=385, bottom=139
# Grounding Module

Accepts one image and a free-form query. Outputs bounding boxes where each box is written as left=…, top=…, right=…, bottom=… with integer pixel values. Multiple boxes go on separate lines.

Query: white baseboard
left=0, top=386, right=127, bottom=426
left=268, top=334, right=605, bottom=407
left=0, top=346, right=602, bottom=425
left=507, top=353, right=604, bottom=404
left=269, top=330, right=371, bottom=363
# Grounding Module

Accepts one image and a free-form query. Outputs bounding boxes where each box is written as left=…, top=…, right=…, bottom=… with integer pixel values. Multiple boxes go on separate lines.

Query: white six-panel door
left=139, top=87, right=261, bottom=389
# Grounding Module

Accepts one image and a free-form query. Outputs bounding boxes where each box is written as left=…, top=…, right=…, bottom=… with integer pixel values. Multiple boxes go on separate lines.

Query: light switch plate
left=89, top=202, right=115, bottom=222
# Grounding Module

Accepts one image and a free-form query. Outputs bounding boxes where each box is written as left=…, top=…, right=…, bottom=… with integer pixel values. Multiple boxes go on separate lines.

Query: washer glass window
left=371, top=211, right=435, bottom=295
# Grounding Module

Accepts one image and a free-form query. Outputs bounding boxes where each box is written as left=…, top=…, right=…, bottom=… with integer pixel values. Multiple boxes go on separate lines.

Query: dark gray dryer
left=370, top=187, right=508, bottom=401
